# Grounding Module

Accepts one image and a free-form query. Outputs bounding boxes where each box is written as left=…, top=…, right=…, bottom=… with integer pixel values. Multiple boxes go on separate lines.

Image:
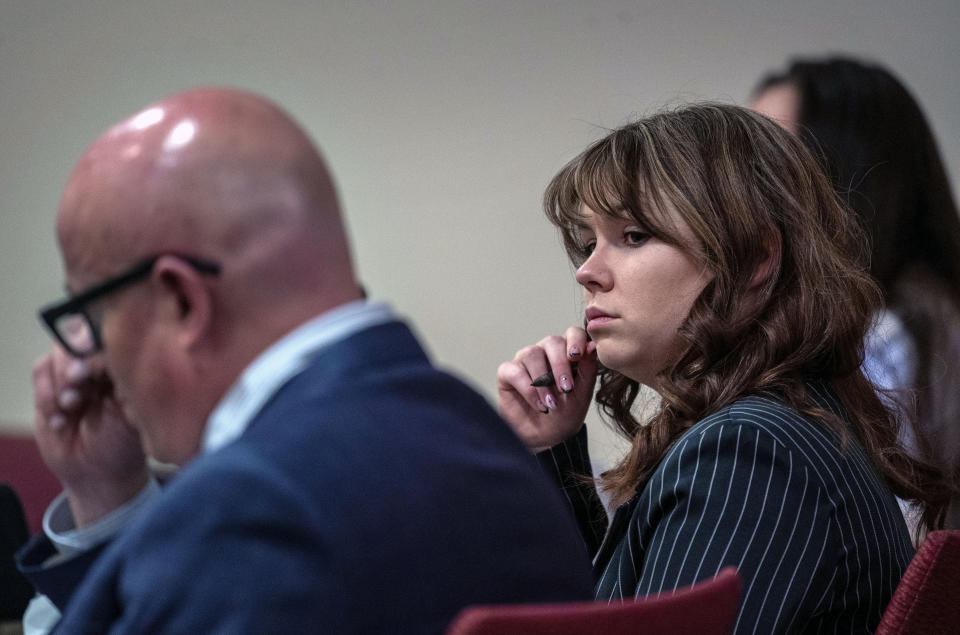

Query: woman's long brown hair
left=544, top=103, right=953, bottom=532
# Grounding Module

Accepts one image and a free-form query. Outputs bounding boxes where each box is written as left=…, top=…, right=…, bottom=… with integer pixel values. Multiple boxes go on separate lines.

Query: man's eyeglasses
left=39, top=255, right=221, bottom=358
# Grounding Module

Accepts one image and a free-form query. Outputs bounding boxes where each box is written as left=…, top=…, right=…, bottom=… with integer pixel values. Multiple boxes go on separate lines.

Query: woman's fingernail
left=58, top=389, right=81, bottom=410
left=559, top=375, right=572, bottom=393
left=49, top=414, right=67, bottom=431
left=536, top=400, right=549, bottom=414
left=568, top=346, right=581, bottom=358
left=544, top=394, right=557, bottom=410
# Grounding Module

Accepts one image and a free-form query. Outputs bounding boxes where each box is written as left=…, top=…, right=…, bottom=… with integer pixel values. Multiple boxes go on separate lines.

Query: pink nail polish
left=544, top=394, right=557, bottom=410
left=559, top=376, right=572, bottom=393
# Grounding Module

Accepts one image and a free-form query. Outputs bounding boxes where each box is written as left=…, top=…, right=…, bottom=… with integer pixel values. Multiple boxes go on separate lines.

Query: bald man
left=17, top=88, right=593, bottom=633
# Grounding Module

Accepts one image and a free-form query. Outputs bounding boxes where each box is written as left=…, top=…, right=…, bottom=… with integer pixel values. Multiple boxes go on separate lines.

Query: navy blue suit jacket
left=20, top=320, right=593, bottom=633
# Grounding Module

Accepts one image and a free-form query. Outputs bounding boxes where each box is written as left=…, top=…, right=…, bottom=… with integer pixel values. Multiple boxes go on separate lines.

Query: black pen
left=530, top=363, right=579, bottom=388
left=531, top=371, right=555, bottom=387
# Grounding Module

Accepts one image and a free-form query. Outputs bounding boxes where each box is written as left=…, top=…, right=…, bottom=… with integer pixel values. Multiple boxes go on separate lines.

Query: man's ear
left=150, top=256, right=214, bottom=351
left=749, top=232, right=781, bottom=289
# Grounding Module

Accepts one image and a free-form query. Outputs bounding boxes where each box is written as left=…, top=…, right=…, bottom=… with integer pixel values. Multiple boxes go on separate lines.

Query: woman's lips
left=585, top=307, right=616, bottom=331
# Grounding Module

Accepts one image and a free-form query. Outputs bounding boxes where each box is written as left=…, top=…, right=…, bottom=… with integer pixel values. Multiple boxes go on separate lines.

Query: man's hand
left=33, top=347, right=150, bottom=527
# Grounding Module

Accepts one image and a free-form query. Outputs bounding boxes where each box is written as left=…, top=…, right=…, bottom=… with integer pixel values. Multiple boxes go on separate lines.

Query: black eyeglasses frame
left=38, top=254, right=221, bottom=357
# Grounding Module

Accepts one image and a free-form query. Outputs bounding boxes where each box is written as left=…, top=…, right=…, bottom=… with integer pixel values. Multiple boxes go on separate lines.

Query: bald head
left=59, top=87, right=355, bottom=290
left=55, top=88, right=362, bottom=463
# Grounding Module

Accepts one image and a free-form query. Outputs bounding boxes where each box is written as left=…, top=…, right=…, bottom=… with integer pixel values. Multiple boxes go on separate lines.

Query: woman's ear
left=750, top=232, right=781, bottom=289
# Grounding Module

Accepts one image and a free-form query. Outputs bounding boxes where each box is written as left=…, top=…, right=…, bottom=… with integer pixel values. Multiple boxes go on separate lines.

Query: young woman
left=496, top=103, right=951, bottom=633
left=752, top=57, right=960, bottom=531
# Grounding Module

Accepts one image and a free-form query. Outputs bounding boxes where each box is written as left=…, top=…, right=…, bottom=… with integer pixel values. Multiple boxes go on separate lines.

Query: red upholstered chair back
left=446, top=567, right=741, bottom=635
left=0, top=433, right=60, bottom=534
left=876, top=529, right=960, bottom=634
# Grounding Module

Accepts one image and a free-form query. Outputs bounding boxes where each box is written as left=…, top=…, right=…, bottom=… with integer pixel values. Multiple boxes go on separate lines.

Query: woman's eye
left=624, top=230, right=649, bottom=246
left=579, top=241, right=596, bottom=257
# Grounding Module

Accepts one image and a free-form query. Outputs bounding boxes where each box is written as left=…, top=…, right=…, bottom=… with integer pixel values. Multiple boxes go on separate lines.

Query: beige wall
left=2, top=0, right=958, bottom=469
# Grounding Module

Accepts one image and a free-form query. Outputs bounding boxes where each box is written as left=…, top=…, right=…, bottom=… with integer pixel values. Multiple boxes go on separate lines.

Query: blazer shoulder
left=686, top=394, right=801, bottom=438
left=681, top=393, right=844, bottom=464
left=675, top=394, right=857, bottom=499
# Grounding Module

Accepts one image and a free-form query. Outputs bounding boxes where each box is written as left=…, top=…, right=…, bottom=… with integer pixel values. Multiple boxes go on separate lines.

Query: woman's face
left=574, top=204, right=714, bottom=389
left=751, top=83, right=801, bottom=134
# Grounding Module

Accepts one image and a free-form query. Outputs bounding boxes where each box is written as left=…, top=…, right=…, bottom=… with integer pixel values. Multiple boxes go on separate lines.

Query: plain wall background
left=2, top=0, right=958, bottom=470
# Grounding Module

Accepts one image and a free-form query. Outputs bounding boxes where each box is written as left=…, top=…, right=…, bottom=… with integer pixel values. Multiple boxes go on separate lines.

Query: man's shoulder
left=142, top=321, right=530, bottom=527
left=250, top=319, right=506, bottom=450
left=257, top=317, right=492, bottom=421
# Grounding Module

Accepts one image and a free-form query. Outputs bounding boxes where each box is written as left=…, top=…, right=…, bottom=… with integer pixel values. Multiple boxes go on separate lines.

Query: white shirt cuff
left=43, top=478, right=161, bottom=557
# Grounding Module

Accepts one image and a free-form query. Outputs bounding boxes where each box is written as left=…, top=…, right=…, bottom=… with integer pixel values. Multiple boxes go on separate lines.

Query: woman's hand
left=497, top=327, right=599, bottom=453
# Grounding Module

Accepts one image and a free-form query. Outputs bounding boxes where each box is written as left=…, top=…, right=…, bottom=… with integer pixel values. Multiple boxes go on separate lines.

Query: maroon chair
left=876, top=529, right=960, bottom=634
left=446, top=567, right=741, bottom=635
left=0, top=433, right=60, bottom=534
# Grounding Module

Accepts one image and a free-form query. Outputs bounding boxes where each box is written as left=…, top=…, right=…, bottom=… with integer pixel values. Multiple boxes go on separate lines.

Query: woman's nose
left=575, top=248, right=612, bottom=293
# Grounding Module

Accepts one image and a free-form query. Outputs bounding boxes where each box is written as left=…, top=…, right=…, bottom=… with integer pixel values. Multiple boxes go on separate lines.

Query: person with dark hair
left=752, top=56, right=960, bottom=532
left=496, top=103, right=952, bottom=633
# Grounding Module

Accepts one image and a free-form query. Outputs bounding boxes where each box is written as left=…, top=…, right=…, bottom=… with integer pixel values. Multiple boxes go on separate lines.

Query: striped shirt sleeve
left=537, top=425, right=608, bottom=559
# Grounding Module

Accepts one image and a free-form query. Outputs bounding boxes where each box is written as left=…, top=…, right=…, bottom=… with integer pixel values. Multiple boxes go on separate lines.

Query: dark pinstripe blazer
left=543, top=382, right=913, bottom=634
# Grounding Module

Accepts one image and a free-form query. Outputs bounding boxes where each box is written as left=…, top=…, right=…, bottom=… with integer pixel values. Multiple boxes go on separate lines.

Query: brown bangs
left=543, top=125, right=696, bottom=265
left=544, top=137, right=628, bottom=263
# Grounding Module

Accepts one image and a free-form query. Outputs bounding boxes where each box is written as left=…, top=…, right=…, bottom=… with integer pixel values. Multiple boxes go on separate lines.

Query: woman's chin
left=596, top=348, right=656, bottom=386
left=595, top=352, right=634, bottom=382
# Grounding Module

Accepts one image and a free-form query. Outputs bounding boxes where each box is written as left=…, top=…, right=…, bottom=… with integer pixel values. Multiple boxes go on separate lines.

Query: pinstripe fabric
left=544, top=383, right=913, bottom=634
